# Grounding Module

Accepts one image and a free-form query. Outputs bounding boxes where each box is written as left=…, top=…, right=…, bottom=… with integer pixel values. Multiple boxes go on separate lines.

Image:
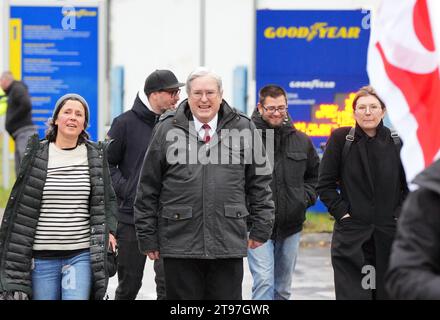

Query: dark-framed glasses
left=162, top=88, right=181, bottom=97
left=262, top=105, right=287, bottom=113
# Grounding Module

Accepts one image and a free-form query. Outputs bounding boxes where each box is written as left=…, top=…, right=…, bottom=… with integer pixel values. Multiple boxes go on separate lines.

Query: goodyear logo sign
left=264, top=22, right=361, bottom=40
left=62, top=8, right=97, bottom=18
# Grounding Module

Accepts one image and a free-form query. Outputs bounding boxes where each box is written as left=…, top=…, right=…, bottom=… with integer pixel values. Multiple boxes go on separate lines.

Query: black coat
left=317, top=122, right=408, bottom=224
left=0, top=136, right=118, bottom=299
left=317, top=121, right=408, bottom=299
left=386, top=159, right=440, bottom=299
left=134, top=99, right=275, bottom=258
left=4, top=81, right=34, bottom=137
left=106, top=94, right=159, bottom=224
left=251, top=110, right=319, bottom=239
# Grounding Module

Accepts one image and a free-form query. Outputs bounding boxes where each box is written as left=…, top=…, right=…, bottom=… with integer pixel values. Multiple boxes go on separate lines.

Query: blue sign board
left=256, top=10, right=371, bottom=212
left=10, top=5, right=99, bottom=140
left=257, top=9, right=370, bottom=147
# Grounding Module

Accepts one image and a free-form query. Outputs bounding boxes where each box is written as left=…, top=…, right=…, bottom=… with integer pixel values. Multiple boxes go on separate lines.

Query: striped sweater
left=33, top=143, right=91, bottom=251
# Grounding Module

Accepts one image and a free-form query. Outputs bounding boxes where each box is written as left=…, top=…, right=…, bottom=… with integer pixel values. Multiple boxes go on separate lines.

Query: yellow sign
left=264, top=22, right=361, bottom=41
left=9, top=18, right=22, bottom=80
left=0, top=89, right=7, bottom=116
left=8, top=18, right=22, bottom=153
left=293, top=93, right=356, bottom=137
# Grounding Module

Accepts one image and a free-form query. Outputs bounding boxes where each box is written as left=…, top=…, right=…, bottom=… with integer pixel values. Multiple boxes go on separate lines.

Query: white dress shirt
left=193, top=114, right=218, bottom=141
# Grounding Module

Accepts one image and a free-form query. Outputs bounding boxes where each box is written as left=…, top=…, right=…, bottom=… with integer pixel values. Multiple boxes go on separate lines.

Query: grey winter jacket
left=134, top=99, right=274, bottom=259
left=0, top=135, right=118, bottom=299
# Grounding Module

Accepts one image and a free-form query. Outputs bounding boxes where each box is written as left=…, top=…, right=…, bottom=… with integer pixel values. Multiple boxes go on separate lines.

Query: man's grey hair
left=186, top=67, right=223, bottom=95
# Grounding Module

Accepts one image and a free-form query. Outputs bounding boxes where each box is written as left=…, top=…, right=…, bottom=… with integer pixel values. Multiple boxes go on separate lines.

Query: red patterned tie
left=202, top=123, right=211, bottom=143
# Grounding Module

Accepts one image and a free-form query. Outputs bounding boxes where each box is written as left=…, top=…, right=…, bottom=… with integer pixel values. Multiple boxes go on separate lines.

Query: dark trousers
left=331, top=219, right=395, bottom=300
left=163, top=258, right=243, bottom=300
left=114, top=222, right=166, bottom=300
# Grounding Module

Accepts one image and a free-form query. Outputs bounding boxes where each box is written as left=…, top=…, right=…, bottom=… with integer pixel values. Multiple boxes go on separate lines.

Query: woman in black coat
left=317, top=86, right=408, bottom=300
left=0, top=94, right=117, bottom=300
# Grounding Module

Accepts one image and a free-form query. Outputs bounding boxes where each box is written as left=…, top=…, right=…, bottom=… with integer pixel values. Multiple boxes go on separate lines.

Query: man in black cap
left=106, top=69, right=184, bottom=300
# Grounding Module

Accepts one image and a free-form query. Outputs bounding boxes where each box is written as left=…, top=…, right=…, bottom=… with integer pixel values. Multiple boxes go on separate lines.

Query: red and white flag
left=367, top=0, right=440, bottom=183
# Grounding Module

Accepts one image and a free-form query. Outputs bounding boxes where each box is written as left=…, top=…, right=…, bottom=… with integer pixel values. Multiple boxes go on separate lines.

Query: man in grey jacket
left=134, top=67, right=274, bottom=299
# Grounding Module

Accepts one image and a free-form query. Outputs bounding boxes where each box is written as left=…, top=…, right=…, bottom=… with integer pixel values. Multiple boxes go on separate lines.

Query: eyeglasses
left=161, top=89, right=181, bottom=97
left=262, top=105, right=287, bottom=113
left=190, top=90, right=218, bottom=100
left=355, top=104, right=382, bottom=114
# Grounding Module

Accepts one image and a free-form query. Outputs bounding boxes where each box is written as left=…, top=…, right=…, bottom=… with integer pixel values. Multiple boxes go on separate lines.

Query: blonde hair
left=352, top=85, right=386, bottom=110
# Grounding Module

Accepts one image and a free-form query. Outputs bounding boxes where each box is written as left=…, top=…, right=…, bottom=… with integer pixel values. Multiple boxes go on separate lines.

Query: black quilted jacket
left=0, top=135, right=118, bottom=299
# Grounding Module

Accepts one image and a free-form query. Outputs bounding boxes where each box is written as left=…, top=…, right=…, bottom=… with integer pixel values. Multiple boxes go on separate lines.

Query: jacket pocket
left=162, top=206, right=193, bottom=221
left=224, top=204, right=250, bottom=219
left=161, top=206, right=193, bottom=250
left=222, top=204, right=249, bottom=250
left=285, top=152, right=307, bottom=184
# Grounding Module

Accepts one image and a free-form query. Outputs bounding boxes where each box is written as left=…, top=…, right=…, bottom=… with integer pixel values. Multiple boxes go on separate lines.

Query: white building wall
left=203, top=0, right=255, bottom=106
left=1, top=0, right=8, bottom=71
left=111, top=0, right=382, bottom=112
left=1, top=0, right=384, bottom=113
left=110, top=0, right=200, bottom=108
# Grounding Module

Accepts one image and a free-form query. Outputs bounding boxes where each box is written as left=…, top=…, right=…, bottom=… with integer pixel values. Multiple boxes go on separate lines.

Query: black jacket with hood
left=106, top=94, right=159, bottom=224
left=251, top=109, right=320, bottom=239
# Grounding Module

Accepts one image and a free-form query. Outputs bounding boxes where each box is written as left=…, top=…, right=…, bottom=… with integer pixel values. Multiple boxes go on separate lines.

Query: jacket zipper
left=202, top=163, right=208, bottom=257
left=99, top=142, right=110, bottom=299
left=173, top=109, right=238, bottom=258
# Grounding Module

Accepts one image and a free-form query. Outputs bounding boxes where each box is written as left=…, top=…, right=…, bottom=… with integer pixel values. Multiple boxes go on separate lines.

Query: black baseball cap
left=144, top=69, right=185, bottom=95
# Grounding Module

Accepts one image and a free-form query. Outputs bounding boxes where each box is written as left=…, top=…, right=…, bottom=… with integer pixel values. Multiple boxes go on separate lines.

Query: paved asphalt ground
left=107, top=233, right=335, bottom=300
left=0, top=208, right=335, bottom=300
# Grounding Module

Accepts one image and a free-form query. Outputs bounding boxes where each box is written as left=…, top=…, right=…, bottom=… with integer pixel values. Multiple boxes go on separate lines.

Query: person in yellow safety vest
left=0, top=88, right=7, bottom=116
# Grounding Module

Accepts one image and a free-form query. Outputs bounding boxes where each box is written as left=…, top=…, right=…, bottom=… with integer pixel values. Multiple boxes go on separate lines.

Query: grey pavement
left=107, top=233, right=335, bottom=300
left=0, top=208, right=335, bottom=300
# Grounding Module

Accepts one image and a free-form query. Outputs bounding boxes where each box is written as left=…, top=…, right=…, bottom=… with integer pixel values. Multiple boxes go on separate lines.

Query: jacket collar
left=353, top=119, right=387, bottom=193
left=131, top=94, right=158, bottom=125
left=355, top=119, right=386, bottom=140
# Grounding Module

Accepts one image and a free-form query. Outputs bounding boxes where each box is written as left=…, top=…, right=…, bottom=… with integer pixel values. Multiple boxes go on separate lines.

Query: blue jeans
left=247, top=231, right=301, bottom=300
left=32, top=250, right=92, bottom=300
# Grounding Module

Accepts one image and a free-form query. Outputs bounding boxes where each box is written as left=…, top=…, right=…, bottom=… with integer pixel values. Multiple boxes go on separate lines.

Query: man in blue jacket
left=106, top=70, right=184, bottom=300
